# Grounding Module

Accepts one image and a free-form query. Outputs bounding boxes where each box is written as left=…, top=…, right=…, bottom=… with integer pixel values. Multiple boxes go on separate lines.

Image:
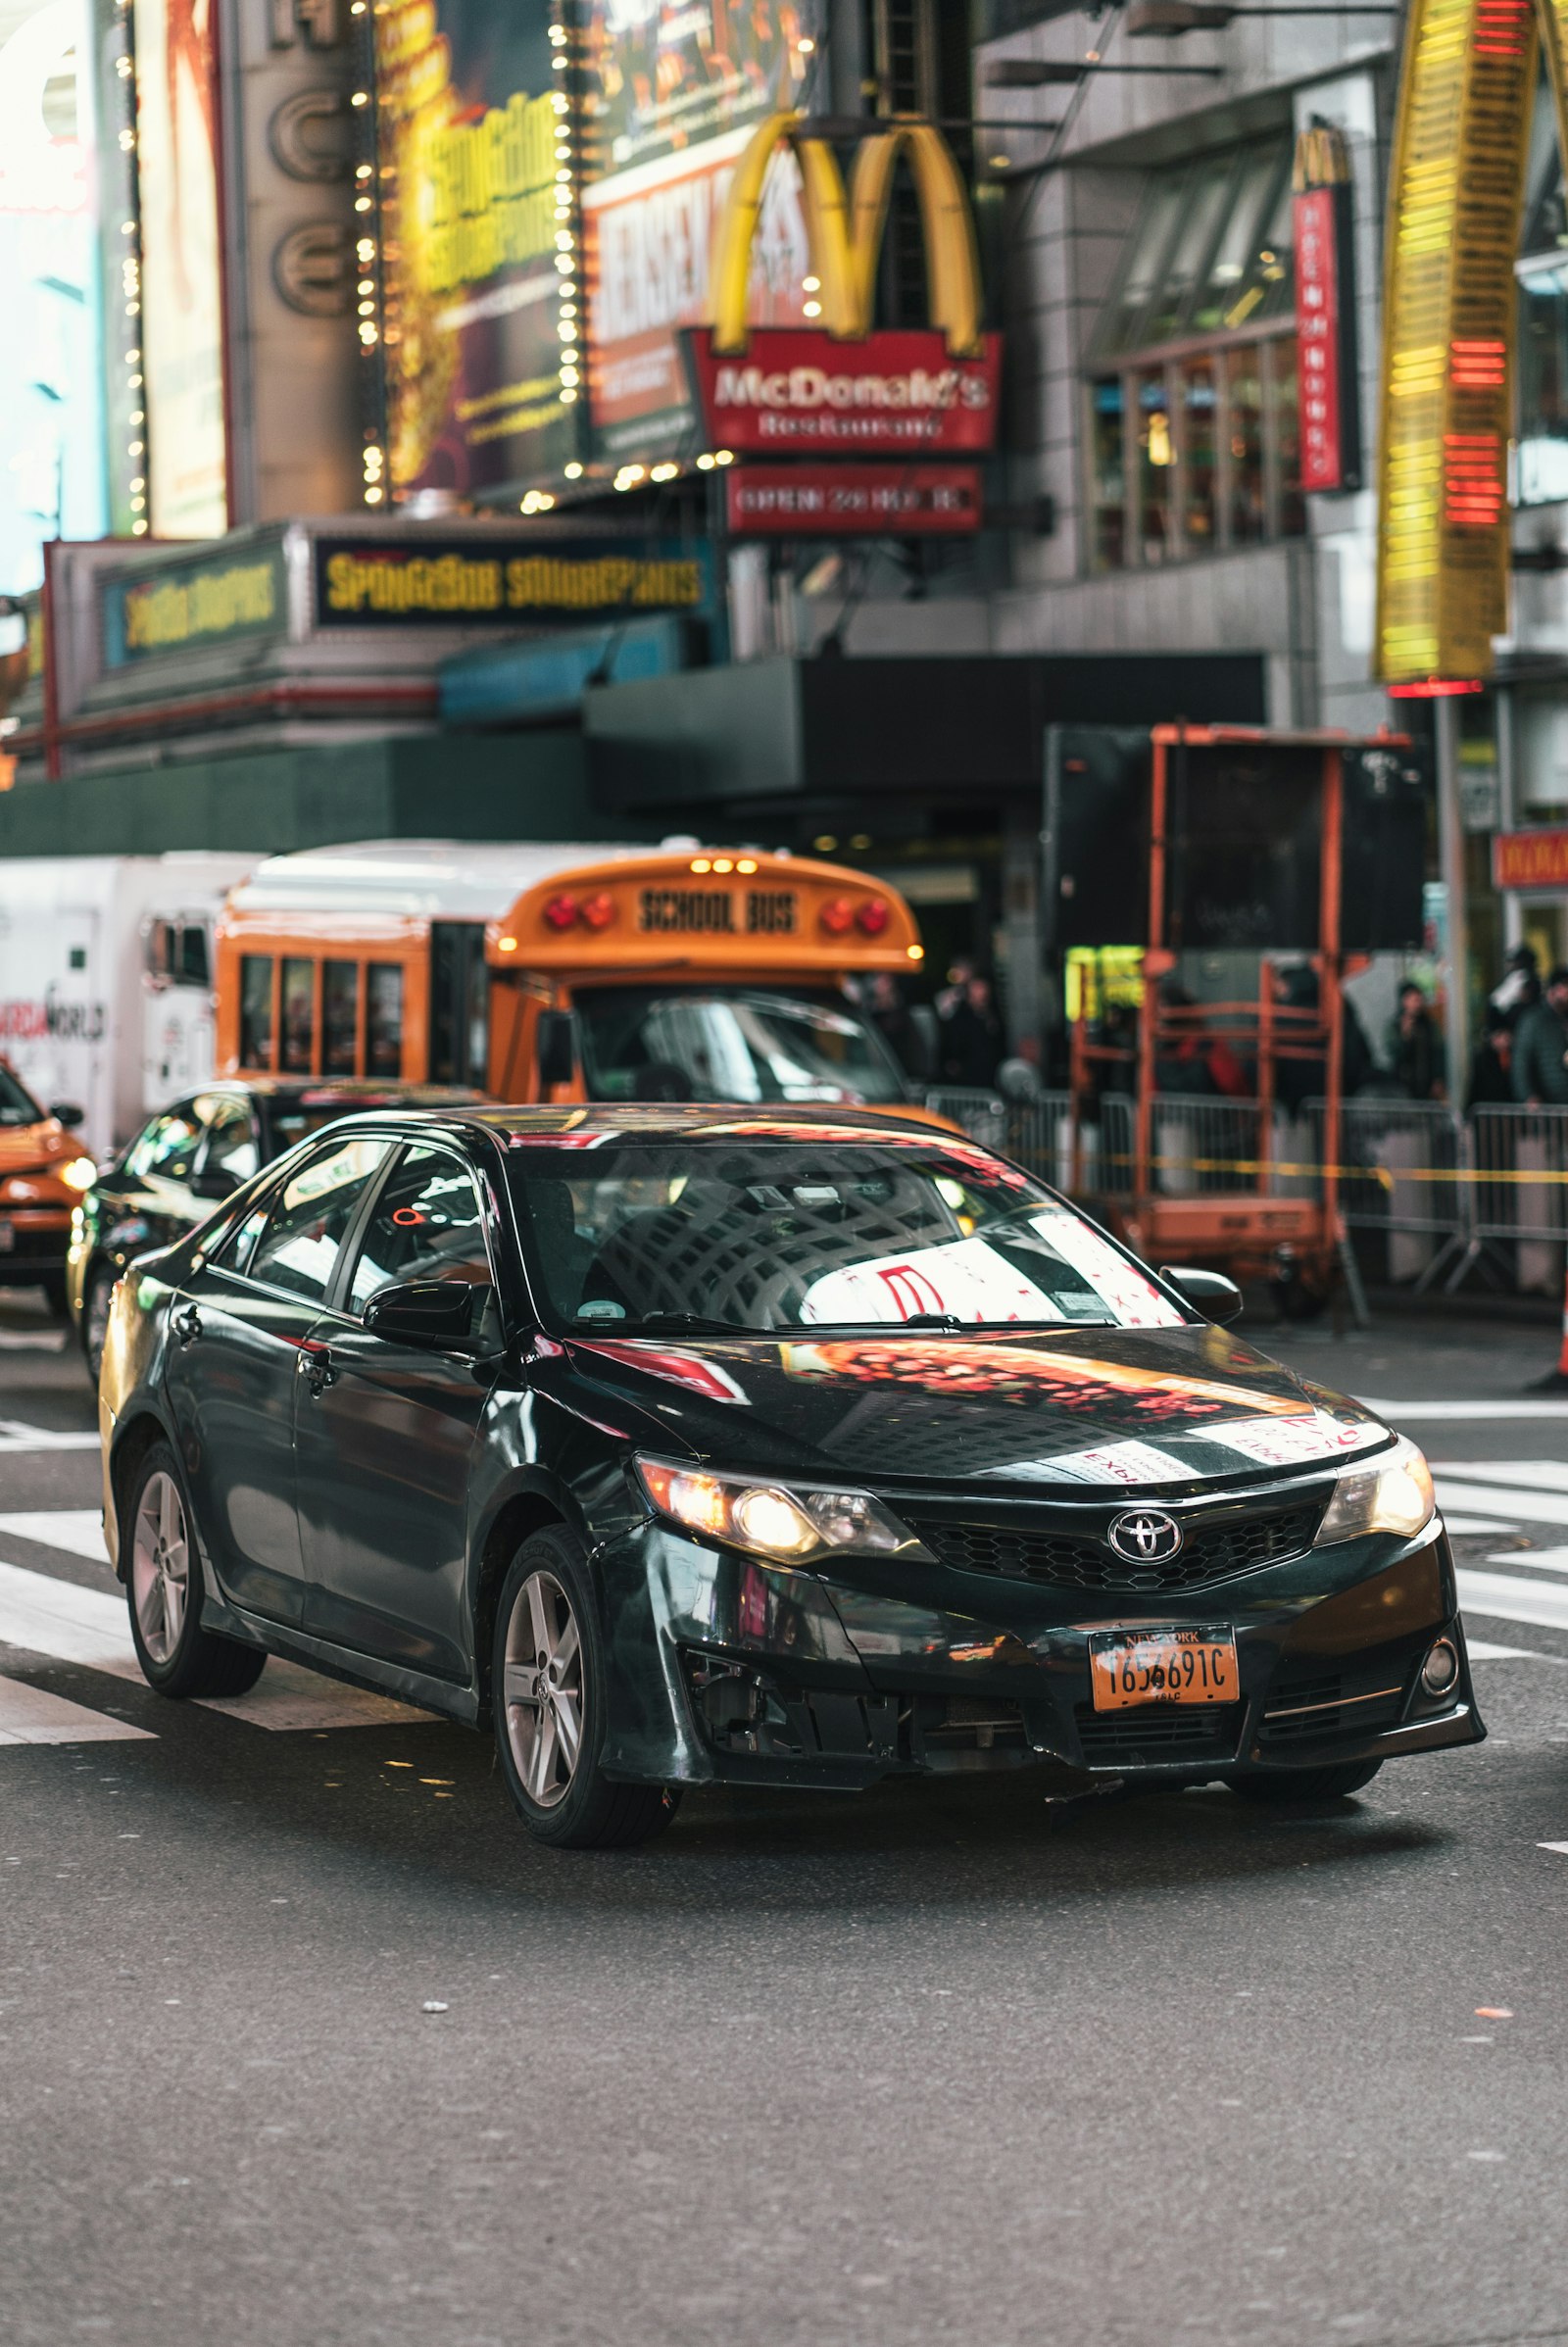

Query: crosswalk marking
left=1438, top=1462, right=1568, bottom=1494
left=1456, top=1569, right=1568, bottom=1634
left=1466, top=1639, right=1545, bottom=1660
left=0, top=1678, right=153, bottom=1745
left=1365, top=1399, right=1568, bottom=1421
left=0, top=1418, right=99, bottom=1453
left=1442, top=1514, right=1516, bottom=1535
left=1437, top=1482, right=1568, bottom=1529
left=0, top=1510, right=109, bottom=1564
left=0, top=1559, right=433, bottom=1735
left=1483, top=1546, right=1568, bottom=1577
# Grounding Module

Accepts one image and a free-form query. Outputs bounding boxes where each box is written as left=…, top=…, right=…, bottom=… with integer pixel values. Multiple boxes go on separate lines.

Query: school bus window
left=240, top=954, right=274, bottom=1067
left=323, top=961, right=360, bottom=1077
left=281, top=956, right=316, bottom=1073
left=367, top=962, right=404, bottom=1077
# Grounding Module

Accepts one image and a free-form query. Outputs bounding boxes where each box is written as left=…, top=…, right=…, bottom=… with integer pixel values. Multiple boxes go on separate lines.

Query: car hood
left=0, top=1117, right=80, bottom=1183
left=554, top=1324, right=1389, bottom=1494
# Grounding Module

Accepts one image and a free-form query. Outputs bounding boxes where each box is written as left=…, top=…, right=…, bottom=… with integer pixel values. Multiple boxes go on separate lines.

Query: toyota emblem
left=1107, top=1508, right=1183, bottom=1565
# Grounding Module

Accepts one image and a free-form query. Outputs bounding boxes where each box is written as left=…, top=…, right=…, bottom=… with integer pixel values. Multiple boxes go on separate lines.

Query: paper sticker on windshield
left=1206, top=1412, right=1382, bottom=1468
left=801, top=1237, right=1062, bottom=1327
left=1028, top=1212, right=1184, bottom=1328
left=1046, top=1439, right=1190, bottom=1487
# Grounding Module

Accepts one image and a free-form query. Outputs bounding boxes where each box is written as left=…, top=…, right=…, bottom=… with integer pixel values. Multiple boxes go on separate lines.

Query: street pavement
left=2, top=1294, right=1568, bottom=2347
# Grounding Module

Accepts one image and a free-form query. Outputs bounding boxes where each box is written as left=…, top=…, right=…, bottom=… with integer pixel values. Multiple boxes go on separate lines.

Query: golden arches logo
left=1376, top=0, right=1568, bottom=682
left=709, top=111, right=984, bottom=360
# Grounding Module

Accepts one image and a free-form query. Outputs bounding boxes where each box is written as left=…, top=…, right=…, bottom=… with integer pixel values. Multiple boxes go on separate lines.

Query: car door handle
left=297, top=1340, right=337, bottom=1397
left=172, top=1305, right=202, bottom=1347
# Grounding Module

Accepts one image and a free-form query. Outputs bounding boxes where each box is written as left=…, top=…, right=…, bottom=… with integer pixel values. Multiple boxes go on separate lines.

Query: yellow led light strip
left=1375, top=0, right=1568, bottom=683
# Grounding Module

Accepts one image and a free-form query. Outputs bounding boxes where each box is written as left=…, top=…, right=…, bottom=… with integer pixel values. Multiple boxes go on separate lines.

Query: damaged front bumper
left=596, top=1517, right=1484, bottom=1792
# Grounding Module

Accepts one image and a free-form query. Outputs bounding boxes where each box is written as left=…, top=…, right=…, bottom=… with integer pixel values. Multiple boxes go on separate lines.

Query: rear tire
left=1225, top=1759, right=1383, bottom=1806
left=492, top=1527, right=678, bottom=1850
left=124, top=1442, right=267, bottom=1699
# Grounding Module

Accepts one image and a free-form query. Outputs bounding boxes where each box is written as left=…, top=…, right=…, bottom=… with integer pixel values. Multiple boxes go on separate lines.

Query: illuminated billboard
left=579, top=0, right=820, bottom=460
left=132, top=0, right=228, bottom=537
left=368, top=0, right=576, bottom=504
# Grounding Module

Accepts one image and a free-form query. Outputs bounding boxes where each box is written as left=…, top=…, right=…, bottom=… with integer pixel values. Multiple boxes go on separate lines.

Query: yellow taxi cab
left=0, top=1058, right=96, bottom=1315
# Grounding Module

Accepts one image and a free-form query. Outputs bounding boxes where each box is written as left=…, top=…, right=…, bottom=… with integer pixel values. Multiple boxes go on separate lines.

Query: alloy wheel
left=130, top=1469, right=189, bottom=1665
left=502, top=1570, right=583, bottom=1809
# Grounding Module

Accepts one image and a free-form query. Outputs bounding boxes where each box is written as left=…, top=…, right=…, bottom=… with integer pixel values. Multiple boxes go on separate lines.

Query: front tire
left=1225, top=1759, right=1383, bottom=1806
left=493, top=1528, right=677, bottom=1850
left=125, top=1442, right=267, bottom=1698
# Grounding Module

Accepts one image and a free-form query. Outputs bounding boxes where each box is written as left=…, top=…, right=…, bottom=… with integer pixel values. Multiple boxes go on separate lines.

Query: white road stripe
left=1466, top=1639, right=1546, bottom=1659
left=0, top=1679, right=153, bottom=1744
left=0, top=1559, right=433, bottom=1733
left=0, top=1330, right=68, bottom=1353
left=1459, top=1568, right=1568, bottom=1633
left=1363, top=1400, right=1568, bottom=1421
left=0, top=1510, right=108, bottom=1563
left=1434, top=1462, right=1568, bottom=1493
left=1539, top=1842, right=1568, bottom=1856
left=1484, top=1546, right=1568, bottom=1577
left=1437, top=1482, right=1568, bottom=1529
left=1442, top=1515, right=1517, bottom=1534
left=0, top=1418, right=98, bottom=1452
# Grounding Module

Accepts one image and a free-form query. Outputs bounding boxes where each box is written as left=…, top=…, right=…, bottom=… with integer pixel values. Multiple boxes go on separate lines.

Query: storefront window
left=1137, top=368, right=1172, bottom=562
left=1272, top=340, right=1304, bottom=537
left=1091, top=377, right=1126, bottom=568
left=1086, top=133, right=1302, bottom=568
left=1225, top=346, right=1266, bottom=543
left=1181, top=358, right=1218, bottom=548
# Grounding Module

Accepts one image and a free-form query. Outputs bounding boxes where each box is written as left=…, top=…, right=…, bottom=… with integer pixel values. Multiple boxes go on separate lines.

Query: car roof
left=190, top=1080, right=485, bottom=1107
left=306, top=1102, right=979, bottom=1149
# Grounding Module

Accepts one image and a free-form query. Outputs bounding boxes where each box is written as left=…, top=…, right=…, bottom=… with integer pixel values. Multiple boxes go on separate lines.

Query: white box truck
left=0, top=855, right=259, bottom=1158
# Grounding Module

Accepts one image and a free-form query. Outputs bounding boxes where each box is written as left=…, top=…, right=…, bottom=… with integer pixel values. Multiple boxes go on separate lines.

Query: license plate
left=1089, top=1627, right=1239, bottom=1711
left=0, top=1219, right=13, bottom=1252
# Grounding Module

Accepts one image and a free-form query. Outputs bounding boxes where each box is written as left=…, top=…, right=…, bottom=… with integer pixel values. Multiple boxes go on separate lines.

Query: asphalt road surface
left=3, top=1294, right=1567, bottom=2347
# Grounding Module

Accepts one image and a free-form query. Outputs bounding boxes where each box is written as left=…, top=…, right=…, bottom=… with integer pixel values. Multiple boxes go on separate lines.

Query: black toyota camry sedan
left=97, top=1104, right=1481, bottom=1848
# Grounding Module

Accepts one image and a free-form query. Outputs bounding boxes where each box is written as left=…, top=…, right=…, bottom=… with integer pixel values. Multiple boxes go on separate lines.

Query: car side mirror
left=363, top=1278, right=478, bottom=1349
left=190, top=1164, right=239, bottom=1201
left=50, top=1101, right=84, bottom=1130
left=1159, top=1265, right=1244, bottom=1325
left=536, top=1008, right=578, bottom=1091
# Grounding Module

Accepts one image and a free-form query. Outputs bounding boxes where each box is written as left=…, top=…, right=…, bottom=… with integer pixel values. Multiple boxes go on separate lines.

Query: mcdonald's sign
left=685, top=111, right=1003, bottom=459
left=1374, top=0, right=1568, bottom=685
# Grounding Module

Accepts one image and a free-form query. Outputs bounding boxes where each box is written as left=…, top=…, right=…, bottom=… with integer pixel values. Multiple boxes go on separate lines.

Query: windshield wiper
left=615, top=1311, right=766, bottom=1337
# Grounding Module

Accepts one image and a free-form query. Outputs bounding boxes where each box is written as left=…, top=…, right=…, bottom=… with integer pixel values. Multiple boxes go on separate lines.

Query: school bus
left=214, top=840, right=930, bottom=1107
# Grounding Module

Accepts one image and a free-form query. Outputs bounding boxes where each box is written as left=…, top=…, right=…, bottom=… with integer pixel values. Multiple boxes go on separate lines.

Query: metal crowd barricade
left=1307, top=1097, right=1467, bottom=1288
left=1469, top=1103, right=1568, bottom=1295
left=924, top=1088, right=1009, bottom=1153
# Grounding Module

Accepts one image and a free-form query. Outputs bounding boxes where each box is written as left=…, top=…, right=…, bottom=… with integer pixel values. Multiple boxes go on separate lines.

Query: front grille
left=906, top=1503, right=1321, bottom=1594
left=1076, top=1702, right=1241, bottom=1761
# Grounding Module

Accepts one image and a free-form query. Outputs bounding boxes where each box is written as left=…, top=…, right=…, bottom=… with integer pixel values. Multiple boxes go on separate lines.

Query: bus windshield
left=574, top=986, right=911, bottom=1105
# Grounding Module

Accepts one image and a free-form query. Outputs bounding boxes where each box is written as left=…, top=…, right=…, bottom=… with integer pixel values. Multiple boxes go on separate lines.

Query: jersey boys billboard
left=579, top=0, right=821, bottom=458
left=370, top=0, right=574, bottom=502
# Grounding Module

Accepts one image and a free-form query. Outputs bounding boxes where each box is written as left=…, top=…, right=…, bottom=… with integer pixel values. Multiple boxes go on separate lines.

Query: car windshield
left=574, top=987, right=910, bottom=1105
left=0, top=1065, right=45, bottom=1127
left=509, top=1138, right=1189, bottom=1335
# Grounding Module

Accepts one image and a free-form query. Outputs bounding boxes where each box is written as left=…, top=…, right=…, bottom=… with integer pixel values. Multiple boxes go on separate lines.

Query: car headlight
left=59, top=1156, right=97, bottom=1193
left=1313, top=1434, right=1436, bottom=1545
left=635, top=1457, right=931, bottom=1566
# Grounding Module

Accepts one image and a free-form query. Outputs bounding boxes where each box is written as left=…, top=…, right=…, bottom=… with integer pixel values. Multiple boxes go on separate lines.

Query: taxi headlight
left=635, top=1457, right=931, bottom=1566
left=1313, top=1435, right=1436, bottom=1545
left=60, top=1156, right=97, bottom=1193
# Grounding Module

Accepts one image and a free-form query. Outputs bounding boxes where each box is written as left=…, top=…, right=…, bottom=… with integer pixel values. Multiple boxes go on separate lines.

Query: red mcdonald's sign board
left=1494, top=829, right=1568, bottom=891
left=1295, top=179, right=1361, bottom=494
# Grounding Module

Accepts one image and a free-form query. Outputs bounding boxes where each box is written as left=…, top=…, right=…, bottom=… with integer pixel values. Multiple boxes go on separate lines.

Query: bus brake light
left=819, top=897, right=855, bottom=935
left=543, top=894, right=578, bottom=930
left=856, top=897, right=890, bottom=936
left=579, top=891, right=616, bottom=930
